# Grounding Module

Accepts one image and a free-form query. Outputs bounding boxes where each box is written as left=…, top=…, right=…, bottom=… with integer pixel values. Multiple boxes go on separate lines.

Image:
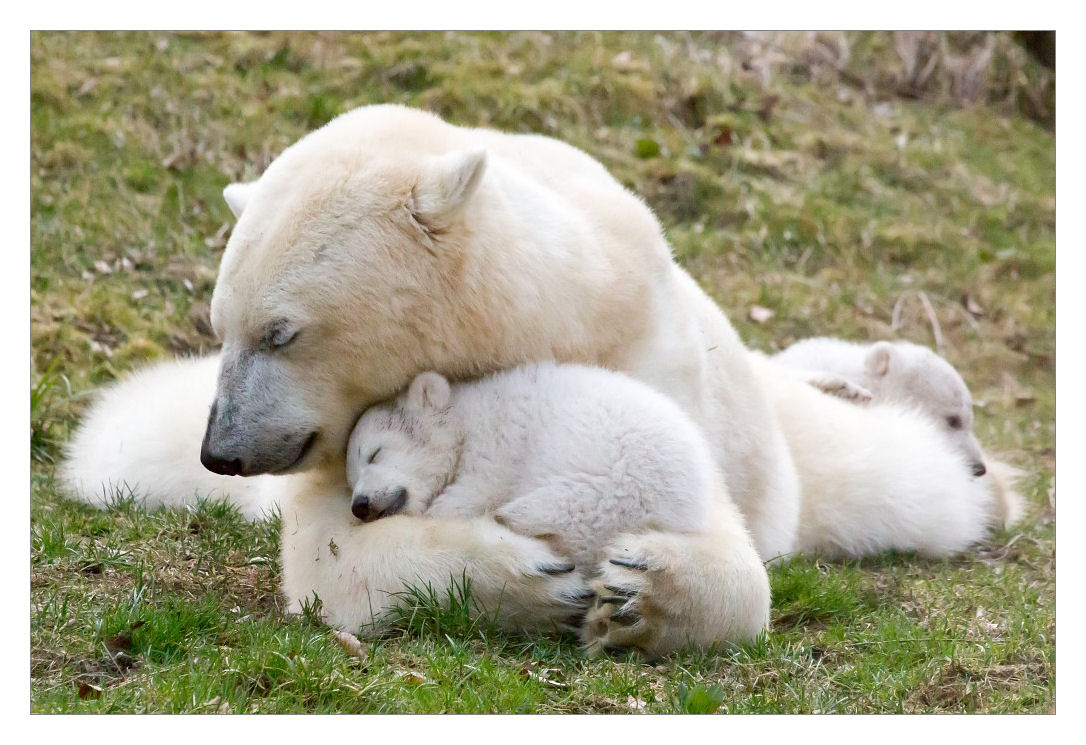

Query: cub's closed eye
left=946, top=415, right=963, bottom=430
left=367, top=447, right=382, bottom=464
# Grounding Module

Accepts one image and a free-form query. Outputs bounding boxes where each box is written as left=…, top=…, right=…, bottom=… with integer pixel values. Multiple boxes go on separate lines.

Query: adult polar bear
left=64, top=104, right=997, bottom=655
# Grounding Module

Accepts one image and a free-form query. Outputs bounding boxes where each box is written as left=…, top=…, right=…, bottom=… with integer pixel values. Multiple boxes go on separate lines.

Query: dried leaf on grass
left=77, top=681, right=102, bottom=700
left=103, top=620, right=143, bottom=655
left=519, top=664, right=568, bottom=689
left=749, top=305, right=775, bottom=324
left=395, top=669, right=428, bottom=685
left=203, top=696, right=234, bottom=714
left=964, top=294, right=985, bottom=317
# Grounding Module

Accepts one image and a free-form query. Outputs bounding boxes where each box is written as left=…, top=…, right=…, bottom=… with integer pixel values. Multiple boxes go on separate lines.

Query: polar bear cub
left=346, top=363, right=745, bottom=570
left=774, top=338, right=987, bottom=477
left=345, top=362, right=771, bottom=653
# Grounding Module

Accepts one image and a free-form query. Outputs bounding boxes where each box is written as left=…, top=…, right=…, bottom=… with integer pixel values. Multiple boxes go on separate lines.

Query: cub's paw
left=808, top=374, right=874, bottom=404
left=506, top=557, right=594, bottom=635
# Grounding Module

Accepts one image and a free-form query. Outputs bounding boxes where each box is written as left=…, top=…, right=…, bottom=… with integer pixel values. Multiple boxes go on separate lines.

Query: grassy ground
left=30, top=31, right=1055, bottom=713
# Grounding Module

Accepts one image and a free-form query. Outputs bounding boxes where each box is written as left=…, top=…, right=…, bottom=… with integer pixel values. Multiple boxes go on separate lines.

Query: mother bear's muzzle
left=199, top=347, right=322, bottom=476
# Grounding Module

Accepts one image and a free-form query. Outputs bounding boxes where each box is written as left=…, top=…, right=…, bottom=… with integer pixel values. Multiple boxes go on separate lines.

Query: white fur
left=774, top=338, right=1025, bottom=528
left=980, top=459, right=1026, bottom=529
left=342, top=363, right=769, bottom=652
left=61, top=355, right=294, bottom=520
left=347, top=365, right=723, bottom=566
left=279, top=471, right=592, bottom=638
left=749, top=352, right=1000, bottom=557
left=61, top=105, right=1006, bottom=654
left=774, top=338, right=988, bottom=475
left=222, top=182, right=256, bottom=220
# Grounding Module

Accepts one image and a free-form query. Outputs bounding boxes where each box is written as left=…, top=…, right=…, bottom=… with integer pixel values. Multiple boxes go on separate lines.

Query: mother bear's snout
left=200, top=402, right=247, bottom=476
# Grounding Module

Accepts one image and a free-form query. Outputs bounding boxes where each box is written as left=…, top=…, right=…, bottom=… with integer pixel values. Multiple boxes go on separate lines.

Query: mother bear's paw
left=580, top=534, right=682, bottom=658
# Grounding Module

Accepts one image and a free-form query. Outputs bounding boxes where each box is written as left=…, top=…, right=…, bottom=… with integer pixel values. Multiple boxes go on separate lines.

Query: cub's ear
left=223, top=181, right=257, bottom=219
left=406, top=372, right=452, bottom=412
left=410, top=148, right=487, bottom=230
left=865, top=341, right=895, bottom=378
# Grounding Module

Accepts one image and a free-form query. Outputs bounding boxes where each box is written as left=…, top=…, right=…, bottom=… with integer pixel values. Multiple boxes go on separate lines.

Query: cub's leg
left=491, top=484, right=607, bottom=569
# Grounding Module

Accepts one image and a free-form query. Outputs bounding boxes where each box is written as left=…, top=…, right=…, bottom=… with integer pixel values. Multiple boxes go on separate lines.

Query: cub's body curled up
left=345, top=363, right=770, bottom=655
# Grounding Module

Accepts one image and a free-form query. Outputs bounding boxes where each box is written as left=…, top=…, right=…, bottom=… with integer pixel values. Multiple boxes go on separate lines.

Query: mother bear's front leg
left=279, top=484, right=593, bottom=635
left=581, top=504, right=771, bottom=658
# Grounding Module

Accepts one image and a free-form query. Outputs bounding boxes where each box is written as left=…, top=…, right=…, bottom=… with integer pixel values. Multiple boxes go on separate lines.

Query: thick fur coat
left=63, top=105, right=1011, bottom=655
left=772, top=338, right=1023, bottom=527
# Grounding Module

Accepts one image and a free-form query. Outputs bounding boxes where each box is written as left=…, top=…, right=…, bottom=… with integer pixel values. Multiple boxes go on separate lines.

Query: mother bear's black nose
left=200, top=400, right=247, bottom=476
left=200, top=448, right=244, bottom=476
left=200, top=434, right=246, bottom=476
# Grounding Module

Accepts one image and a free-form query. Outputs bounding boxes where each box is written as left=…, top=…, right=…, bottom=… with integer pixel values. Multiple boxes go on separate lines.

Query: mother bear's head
left=200, top=105, right=494, bottom=477
left=200, top=104, right=656, bottom=477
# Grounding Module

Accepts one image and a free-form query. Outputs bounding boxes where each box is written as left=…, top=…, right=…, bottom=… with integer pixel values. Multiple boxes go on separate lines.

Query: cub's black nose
left=351, top=494, right=371, bottom=522
left=971, top=462, right=987, bottom=478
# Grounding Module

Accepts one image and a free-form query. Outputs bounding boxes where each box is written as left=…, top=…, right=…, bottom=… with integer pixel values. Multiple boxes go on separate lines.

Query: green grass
left=30, top=31, right=1054, bottom=713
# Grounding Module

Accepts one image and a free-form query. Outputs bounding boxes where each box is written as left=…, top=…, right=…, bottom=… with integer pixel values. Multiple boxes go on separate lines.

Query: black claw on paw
left=537, top=562, right=576, bottom=575
left=599, top=594, right=630, bottom=605
left=609, top=558, right=650, bottom=571
left=610, top=610, right=641, bottom=626
left=561, top=612, right=586, bottom=628
left=603, top=644, right=636, bottom=658
left=559, top=591, right=594, bottom=609
left=604, top=584, right=637, bottom=597
left=561, top=588, right=596, bottom=605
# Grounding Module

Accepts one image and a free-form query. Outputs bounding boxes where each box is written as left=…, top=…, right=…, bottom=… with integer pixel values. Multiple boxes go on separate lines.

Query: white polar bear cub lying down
left=346, top=365, right=714, bottom=566
left=345, top=362, right=771, bottom=654
left=774, top=338, right=987, bottom=476
left=747, top=351, right=1013, bottom=558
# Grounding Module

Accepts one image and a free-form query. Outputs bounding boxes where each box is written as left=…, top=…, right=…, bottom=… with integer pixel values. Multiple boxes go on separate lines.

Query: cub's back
left=463, top=363, right=719, bottom=565
left=474, top=362, right=719, bottom=499
left=773, top=337, right=868, bottom=378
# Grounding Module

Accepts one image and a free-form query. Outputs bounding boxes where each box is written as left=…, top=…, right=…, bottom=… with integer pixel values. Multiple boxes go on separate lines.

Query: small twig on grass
left=929, top=293, right=982, bottom=332
left=917, top=291, right=945, bottom=351
left=839, top=637, right=973, bottom=648
left=665, top=111, right=701, bottom=153
left=890, top=290, right=945, bottom=351
left=891, top=292, right=908, bottom=331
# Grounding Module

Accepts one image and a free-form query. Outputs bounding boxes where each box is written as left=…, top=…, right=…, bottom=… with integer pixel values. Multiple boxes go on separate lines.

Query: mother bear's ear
left=223, top=181, right=258, bottom=219
left=409, top=148, right=487, bottom=231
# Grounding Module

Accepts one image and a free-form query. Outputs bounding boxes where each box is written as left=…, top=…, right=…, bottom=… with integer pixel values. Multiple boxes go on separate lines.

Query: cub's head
left=345, top=372, right=460, bottom=522
left=200, top=106, right=489, bottom=477
left=865, top=341, right=986, bottom=477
